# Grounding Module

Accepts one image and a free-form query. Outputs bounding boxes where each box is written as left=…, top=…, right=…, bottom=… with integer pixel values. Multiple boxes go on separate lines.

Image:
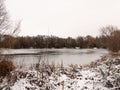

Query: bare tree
left=0, top=0, right=10, bottom=35
left=0, top=0, right=9, bottom=55
left=100, top=25, right=118, bottom=38
left=0, top=0, right=21, bottom=49
left=100, top=25, right=120, bottom=52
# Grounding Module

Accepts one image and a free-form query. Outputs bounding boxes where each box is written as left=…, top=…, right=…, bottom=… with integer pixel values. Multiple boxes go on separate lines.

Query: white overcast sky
left=5, top=0, right=120, bottom=38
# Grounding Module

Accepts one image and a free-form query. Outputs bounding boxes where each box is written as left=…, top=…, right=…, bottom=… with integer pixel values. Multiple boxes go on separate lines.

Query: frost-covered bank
left=0, top=54, right=120, bottom=90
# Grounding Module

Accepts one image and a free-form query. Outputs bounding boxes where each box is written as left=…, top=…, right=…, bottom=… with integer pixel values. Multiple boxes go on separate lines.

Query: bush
left=0, top=60, right=15, bottom=77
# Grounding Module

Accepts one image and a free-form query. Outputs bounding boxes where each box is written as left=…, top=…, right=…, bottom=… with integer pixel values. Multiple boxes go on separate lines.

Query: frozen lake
left=1, top=48, right=108, bottom=67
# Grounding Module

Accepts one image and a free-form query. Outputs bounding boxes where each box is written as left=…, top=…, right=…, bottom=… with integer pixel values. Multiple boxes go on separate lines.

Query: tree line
left=0, top=34, right=107, bottom=49
left=1, top=25, right=120, bottom=52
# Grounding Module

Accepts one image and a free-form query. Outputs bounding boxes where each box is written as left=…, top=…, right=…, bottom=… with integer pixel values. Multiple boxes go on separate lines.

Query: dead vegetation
left=0, top=54, right=120, bottom=90
left=0, top=60, right=15, bottom=77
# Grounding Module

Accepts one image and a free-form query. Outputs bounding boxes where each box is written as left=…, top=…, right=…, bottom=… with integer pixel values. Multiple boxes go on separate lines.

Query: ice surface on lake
left=1, top=48, right=108, bottom=67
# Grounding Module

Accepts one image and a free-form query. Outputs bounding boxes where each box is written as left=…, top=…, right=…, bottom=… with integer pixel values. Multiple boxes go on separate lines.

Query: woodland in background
left=0, top=34, right=107, bottom=49
left=0, top=26, right=120, bottom=53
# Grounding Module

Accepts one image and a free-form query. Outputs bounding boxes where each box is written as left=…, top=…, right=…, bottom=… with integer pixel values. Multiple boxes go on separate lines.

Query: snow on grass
left=11, top=79, right=39, bottom=90
left=0, top=54, right=120, bottom=90
left=50, top=69, right=109, bottom=90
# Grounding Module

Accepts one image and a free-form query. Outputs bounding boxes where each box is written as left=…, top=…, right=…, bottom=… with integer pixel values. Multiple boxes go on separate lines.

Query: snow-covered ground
left=0, top=54, right=120, bottom=90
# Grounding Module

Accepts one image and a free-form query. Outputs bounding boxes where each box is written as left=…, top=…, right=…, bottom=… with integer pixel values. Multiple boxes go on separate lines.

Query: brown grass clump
left=110, top=52, right=120, bottom=57
left=0, top=60, right=15, bottom=77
